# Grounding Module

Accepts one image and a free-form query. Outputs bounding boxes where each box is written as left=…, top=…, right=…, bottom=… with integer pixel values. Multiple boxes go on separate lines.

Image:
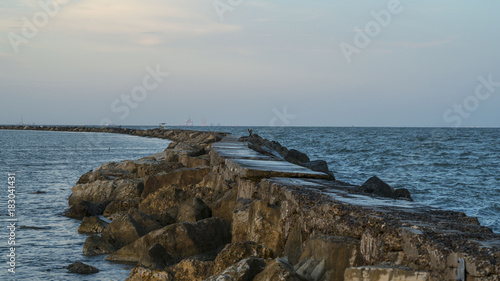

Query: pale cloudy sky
left=1, top=0, right=499, bottom=127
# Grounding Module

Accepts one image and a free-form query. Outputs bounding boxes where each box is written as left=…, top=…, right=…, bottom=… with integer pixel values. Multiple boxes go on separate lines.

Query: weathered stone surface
left=67, top=262, right=99, bottom=274
left=142, top=167, right=210, bottom=198
left=69, top=179, right=143, bottom=206
left=78, top=216, right=109, bottom=234
left=178, top=197, right=212, bottom=223
left=103, top=198, right=140, bottom=219
left=253, top=257, right=306, bottom=281
left=344, top=265, right=430, bottom=281
left=169, top=259, right=214, bottom=281
left=232, top=198, right=253, bottom=243
left=295, top=236, right=365, bottom=281
left=138, top=243, right=176, bottom=270
left=106, top=217, right=231, bottom=263
left=126, top=266, right=173, bottom=281
left=225, top=158, right=329, bottom=181
left=83, top=235, right=116, bottom=256
left=206, top=257, right=268, bottom=281
left=212, top=241, right=276, bottom=275
left=63, top=200, right=106, bottom=219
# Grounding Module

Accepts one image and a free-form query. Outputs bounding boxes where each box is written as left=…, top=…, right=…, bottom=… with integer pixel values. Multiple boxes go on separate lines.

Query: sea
left=0, top=126, right=499, bottom=280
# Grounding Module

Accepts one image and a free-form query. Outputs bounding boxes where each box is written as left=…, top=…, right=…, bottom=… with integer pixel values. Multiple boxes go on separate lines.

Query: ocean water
left=0, top=130, right=170, bottom=280
left=0, top=127, right=499, bottom=280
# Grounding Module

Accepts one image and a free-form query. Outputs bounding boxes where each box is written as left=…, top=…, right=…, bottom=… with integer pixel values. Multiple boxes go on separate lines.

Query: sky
left=1, top=0, right=500, bottom=127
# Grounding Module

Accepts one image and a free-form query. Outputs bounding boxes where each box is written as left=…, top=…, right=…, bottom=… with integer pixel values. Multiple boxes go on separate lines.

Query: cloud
left=55, top=0, right=240, bottom=37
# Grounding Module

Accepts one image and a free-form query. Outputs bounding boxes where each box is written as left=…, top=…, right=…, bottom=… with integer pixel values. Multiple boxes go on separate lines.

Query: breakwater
left=2, top=125, right=499, bottom=280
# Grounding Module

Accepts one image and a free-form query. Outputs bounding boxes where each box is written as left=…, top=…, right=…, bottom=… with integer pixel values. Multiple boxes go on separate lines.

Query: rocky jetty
left=3, top=125, right=499, bottom=280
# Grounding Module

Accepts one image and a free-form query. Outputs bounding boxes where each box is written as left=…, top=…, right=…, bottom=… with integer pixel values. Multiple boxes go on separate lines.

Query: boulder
left=253, top=258, right=306, bottom=281
left=76, top=170, right=93, bottom=184
left=285, top=149, right=310, bottom=165
left=301, top=160, right=334, bottom=180
left=206, top=257, right=268, bottom=281
left=169, top=259, right=214, bottom=281
left=138, top=243, right=176, bottom=270
left=177, top=197, right=212, bottom=223
left=83, top=235, right=116, bottom=256
left=138, top=185, right=192, bottom=225
left=69, top=179, right=144, bottom=206
left=103, top=198, right=141, bottom=219
left=102, top=209, right=161, bottom=249
left=212, top=241, right=276, bottom=275
left=78, top=216, right=109, bottom=234
left=126, top=266, right=173, bottom=281
left=105, top=217, right=231, bottom=263
left=63, top=201, right=106, bottom=219
left=395, top=188, right=414, bottom=201
left=361, top=176, right=396, bottom=199
left=142, top=167, right=210, bottom=198
left=67, top=262, right=99, bottom=274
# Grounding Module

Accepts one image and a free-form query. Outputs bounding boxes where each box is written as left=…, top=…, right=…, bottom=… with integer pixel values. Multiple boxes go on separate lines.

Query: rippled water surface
left=0, top=127, right=499, bottom=280
left=0, top=130, right=170, bottom=280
